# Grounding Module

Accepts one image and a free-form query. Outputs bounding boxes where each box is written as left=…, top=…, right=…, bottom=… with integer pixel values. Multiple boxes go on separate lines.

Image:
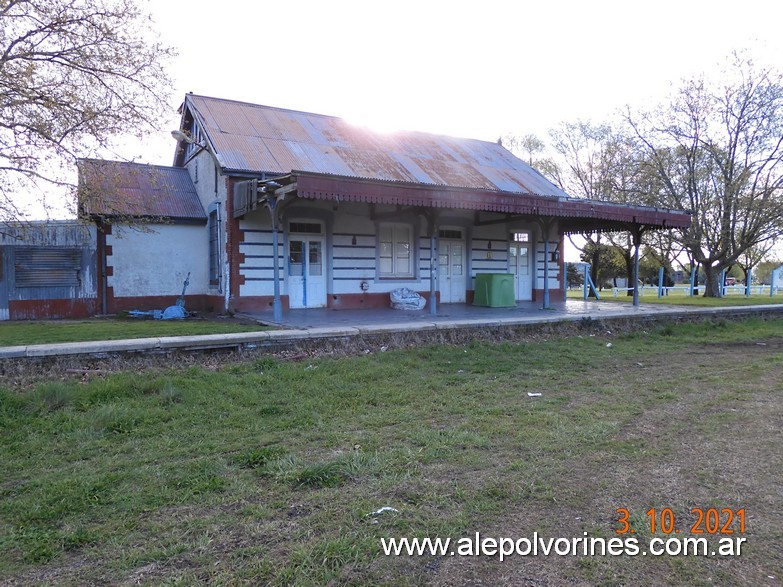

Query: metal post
left=632, top=243, right=640, bottom=306
left=720, top=268, right=727, bottom=297
left=771, top=270, right=776, bottom=298
left=631, top=227, right=641, bottom=307
left=270, top=198, right=283, bottom=323
left=583, top=265, right=589, bottom=300
left=690, top=267, right=697, bottom=297
left=745, top=270, right=751, bottom=297
left=657, top=266, right=664, bottom=298
left=543, top=237, right=551, bottom=309
left=429, top=233, right=437, bottom=315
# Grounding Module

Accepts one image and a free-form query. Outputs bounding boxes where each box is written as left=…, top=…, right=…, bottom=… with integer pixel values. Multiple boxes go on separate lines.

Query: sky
left=135, top=0, right=782, bottom=164
left=21, top=0, right=783, bottom=257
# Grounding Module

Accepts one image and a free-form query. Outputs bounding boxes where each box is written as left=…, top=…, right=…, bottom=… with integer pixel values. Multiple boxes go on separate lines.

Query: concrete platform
left=242, top=299, right=704, bottom=330
left=2, top=301, right=783, bottom=359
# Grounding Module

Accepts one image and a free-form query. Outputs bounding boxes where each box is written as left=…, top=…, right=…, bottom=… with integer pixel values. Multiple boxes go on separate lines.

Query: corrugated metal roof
left=78, top=159, right=206, bottom=222
left=290, top=171, right=692, bottom=231
left=184, top=94, right=573, bottom=198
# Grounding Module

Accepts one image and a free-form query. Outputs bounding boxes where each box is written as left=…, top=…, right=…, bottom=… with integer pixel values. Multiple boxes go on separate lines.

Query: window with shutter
left=15, top=248, right=80, bottom=288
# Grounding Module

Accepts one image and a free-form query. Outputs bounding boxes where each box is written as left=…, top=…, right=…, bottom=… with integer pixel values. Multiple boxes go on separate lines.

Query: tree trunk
left=703, top=265, right=722, bottom=297
left=589, top=248, right=600, bottom=298
left=624, top=254, right=634, bottom=297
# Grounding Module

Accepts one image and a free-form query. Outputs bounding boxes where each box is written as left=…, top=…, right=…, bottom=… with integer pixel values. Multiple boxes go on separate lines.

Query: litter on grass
left=368, top=506, right=399, bottom=516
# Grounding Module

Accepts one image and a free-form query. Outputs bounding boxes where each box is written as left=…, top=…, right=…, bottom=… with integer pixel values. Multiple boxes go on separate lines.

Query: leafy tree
left=627, top=55, right=783, bottom=297
left=565, top=262, right=584, bottom=289
left=548, top=121, right=661, bottom=296
left=0, top=0, right=175, bottom=221
left=637, top=247, right=676, bottom=287
left=734, top=240, right=778, bottom=285
left=580, top=240, right=625, bottom=290
left=498, top=132, right=560, bottom=182
left=544, top=121, right=625, bottom=296
left=755, top=259, right=782, bottom=284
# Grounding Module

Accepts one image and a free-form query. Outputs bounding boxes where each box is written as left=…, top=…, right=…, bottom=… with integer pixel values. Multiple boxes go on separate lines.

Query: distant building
left=772, top=264, right=783, bottom=287
left=0, top=222, right=97, bottom=320
left=4, top=94, right=693, bottom=321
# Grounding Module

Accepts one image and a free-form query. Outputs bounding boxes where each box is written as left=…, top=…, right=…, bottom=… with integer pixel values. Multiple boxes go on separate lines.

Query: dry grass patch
left=0, top=318, right=781, bottom=586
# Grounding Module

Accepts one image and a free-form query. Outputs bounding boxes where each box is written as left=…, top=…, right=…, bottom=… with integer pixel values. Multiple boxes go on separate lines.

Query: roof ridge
left=185, top=93, right=505, bottom=147
left=79, top=158, right=186, bottom=172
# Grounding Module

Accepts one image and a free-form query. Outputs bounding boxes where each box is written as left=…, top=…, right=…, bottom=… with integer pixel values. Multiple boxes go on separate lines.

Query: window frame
left=207, top=203, right=222, bottom=289
left=14, top=247, right=81, bottom=288
left=377, top=222, right=415, bottom=280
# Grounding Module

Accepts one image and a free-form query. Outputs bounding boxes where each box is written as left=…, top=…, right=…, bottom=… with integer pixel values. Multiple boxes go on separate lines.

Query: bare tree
left=627, top=55, right=783, bottom=296
left=0, top=0, right=175, bottom=222
left=735, top=239, right=778, bottom=285
left=547, top=121, right=645, bottom=295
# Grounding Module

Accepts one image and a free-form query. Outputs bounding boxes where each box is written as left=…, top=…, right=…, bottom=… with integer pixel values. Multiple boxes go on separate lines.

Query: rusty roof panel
left=264, top=139, right=315, bottom=174
left=78, top=159, right=206, bottom=221
left=291, top=171, right=691, bottom=230
left=478, top=166, right=533, bottom=193
left=210, top=134, right=281, bottom=172
left=387, top=153, right=436, bottom=185
left=243, top=107, right=284, bottom=140
left=184, top=94, right=572, bottom=196
left=199, top=98, right=256, bottom=137
left=180, top=95, right=690, bottom=231
left=298, top=143, right=355, bottom=176
left=332, top=146, right=418, bottom=183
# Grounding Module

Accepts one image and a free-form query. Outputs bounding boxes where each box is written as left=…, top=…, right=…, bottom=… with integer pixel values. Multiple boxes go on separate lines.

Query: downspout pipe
left=631, top=224, right=643, bottom=307
left=98, top=221, right=108, bottom=315
left=429, top=232, right=437, bottom=316
left=270, top=198, right=283, bottom=323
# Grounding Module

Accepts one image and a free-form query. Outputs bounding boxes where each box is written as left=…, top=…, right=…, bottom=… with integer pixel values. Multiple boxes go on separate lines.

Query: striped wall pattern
left=236, top=211, right=555, bottom=297
left=238, top=226, right=285, bottom=296
left=535, top=240, right=561, bottom=289
left=471, top=238, right=510, bottom=276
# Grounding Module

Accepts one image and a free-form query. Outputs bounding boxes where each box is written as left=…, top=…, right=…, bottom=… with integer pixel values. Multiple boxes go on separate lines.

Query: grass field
left=567, top=287, right=783, bottom=307
left=1, top=318, right=781, bottom=586
left=0, top=319, right=268, bottom=347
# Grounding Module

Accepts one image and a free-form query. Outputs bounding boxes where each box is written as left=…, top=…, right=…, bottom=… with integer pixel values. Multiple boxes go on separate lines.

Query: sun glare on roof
left=344, top=112, right=405, bottom=135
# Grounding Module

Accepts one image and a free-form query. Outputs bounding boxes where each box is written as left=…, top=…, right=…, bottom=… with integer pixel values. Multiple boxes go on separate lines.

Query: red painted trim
left=95, top=220, right=114, bottom=312
left=532, top=289, right=565, bottom=302
left=230, top=295, right=290, bottom=313
left=292, top=171, right=691, bottom=229
left=234, top=292, right=441, bottom=312
left=9, top=298, right=97, bottom=320
left=326, top=292, right=437, bottom=309
left=108, top=295, right=222, bottom=314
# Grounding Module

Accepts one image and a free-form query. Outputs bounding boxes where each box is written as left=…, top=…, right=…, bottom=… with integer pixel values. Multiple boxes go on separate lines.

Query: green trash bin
left=473, top=273, right=515, bottom=307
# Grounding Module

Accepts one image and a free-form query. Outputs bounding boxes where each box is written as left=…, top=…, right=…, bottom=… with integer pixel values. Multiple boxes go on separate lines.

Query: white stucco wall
left=184, top=148, right=228, bottom=304
left=108, top=224, right=209, bottom=297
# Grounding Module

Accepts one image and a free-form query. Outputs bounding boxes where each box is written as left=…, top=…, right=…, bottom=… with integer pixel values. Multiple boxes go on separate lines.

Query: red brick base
left=532, top=289, right=565, bottom=302
left=9, top=298, right=98, bottom=320
left=108, top=295, right=222, bottom=314
left=231, top=291, right=441, bottom=312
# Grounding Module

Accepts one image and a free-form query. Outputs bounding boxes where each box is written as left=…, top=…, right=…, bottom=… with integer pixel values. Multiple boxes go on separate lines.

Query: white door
left=509, top=242, right=532, bottom=301
left=287, top=238, right=326, bottom=309
left=438, top=240, right=466, bottom=303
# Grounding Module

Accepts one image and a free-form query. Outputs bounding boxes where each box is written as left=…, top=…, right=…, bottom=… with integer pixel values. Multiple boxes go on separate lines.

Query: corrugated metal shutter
left=15, top=248, right=80, bottom=288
